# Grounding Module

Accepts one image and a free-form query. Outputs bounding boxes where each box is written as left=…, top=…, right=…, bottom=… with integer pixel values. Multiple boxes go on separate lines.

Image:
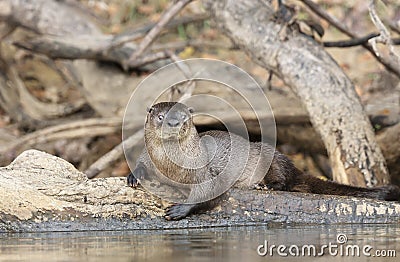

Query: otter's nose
left=167, top=118, right=180, bottom=127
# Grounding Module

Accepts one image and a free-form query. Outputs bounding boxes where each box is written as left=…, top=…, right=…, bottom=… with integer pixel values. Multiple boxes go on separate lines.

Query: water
left=0, top=224, right=399, bottom=261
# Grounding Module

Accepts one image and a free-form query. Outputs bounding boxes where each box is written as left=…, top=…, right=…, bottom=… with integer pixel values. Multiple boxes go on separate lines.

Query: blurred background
left=0, top=0, right=399, bottom=183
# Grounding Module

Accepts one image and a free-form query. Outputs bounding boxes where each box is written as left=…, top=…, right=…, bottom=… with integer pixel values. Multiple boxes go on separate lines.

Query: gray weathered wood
left=204, top=0, right=390, bottom=187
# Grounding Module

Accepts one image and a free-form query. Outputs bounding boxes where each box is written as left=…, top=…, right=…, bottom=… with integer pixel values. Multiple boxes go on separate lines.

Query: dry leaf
left=179, top=46, right=195, bottom=59
left=137, top=5, right=155, bottom=16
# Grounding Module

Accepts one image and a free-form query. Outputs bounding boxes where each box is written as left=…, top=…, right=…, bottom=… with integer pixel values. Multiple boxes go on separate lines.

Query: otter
left=127, top=102, right=400, bottom=220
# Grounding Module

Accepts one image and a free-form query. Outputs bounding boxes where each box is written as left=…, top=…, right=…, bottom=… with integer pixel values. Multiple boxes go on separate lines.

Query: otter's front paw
left=165, top=204, right=193, bottom=220
left=127, top=163, right=147, bottom=187
left=127, top=173, right=139, bottom=187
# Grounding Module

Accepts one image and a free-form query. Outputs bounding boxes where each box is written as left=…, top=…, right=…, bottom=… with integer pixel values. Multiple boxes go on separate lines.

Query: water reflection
left=0, top=224, right=399, bottom=261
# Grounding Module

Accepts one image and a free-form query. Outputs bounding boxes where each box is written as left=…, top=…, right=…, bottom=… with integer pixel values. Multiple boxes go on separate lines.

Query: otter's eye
left=157, top=114, right=164, bottom=121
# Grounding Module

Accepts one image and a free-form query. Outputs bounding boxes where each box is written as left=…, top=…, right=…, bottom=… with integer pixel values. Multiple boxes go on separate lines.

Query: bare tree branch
left=12, top=13, right=210, bottom=70
left=105, top=13, right=209, bottom=52
left=324, top=33, right=378, bottom=47
left=385, top=19, right=400, bottom=34
left=126, top=0, right=194, bottom=69
left=323, top=33, right=400, bottom=47
left=13, top=35, right=172, bottom=70
left=368, top=0, right=400, bottom=66
left=85, top=129, right=144, bottom=179
left=165, top=51, right=196, bottom=101
left=301, top=0, right=400, bottom=78
left=0, top=118, right=121, bottom=156
left=127, top=51, right=171, bottom=68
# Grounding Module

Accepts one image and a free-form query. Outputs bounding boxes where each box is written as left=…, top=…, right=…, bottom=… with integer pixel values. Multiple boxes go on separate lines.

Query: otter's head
left=145, top=102, right=194, bottom=140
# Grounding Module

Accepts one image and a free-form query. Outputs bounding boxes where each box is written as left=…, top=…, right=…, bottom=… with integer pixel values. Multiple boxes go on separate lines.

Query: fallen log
left=204, top=0, right=390, bottom=187
left=1, top=150, right=399, bottom=232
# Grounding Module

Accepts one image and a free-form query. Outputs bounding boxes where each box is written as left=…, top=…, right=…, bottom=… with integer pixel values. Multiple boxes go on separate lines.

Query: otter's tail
left=291, top=173, right=400, bottom=201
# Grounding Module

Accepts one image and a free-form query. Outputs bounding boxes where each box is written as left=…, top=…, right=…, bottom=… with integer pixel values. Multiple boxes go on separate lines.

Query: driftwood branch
left=126, top=0, right=194, bottom=68
left=85, top=130, right=144, bottom=179
left=13, top=35, right=172, bottom=70
left=0, top=118, right=121, bottom=163
left=13, top=14, right=209, bottom=70
left=13, top=37, right=234, bottom=71
left=0, top=0, right=99, bottom=35
left=301, top=0, right=400, bottom=78
left=1, top=150, right=400, bottom=232
left=205, top=0, right=390, bottom=187
left=107, top=13, right=209, bottom=51
left=386, top=18, right=400, bottom=34
left=368, top=0, right=400, bottom=66
left=323, top=33, right=400, bottom=47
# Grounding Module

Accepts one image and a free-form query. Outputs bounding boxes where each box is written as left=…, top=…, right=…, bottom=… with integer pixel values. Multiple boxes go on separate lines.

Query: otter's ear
left=147, top=106, right=153, bottom=113
left=188, top=107, right=194, bottom=114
